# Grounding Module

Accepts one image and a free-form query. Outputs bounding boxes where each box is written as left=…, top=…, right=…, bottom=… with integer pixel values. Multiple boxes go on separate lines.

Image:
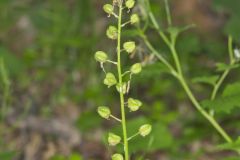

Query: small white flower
left=234, top=48, right=240, bottom=59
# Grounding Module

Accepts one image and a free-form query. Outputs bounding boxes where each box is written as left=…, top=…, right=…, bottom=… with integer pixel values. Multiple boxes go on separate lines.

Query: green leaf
left=202, top=82, right=240, bottom=114
left=216, top=62, right=240, bottom=72
left=217, top=137, right=240, bottom=152
left=192, top=75, right=219, bottom=86
left=222, top=82, right=240, bottom=97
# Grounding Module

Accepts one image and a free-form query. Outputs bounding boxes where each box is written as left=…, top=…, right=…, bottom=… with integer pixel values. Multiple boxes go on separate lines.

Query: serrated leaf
left=192, top=75, right=219, bottom=86
left=222, top=82, right=240, bottom=97
left=217, top=137, right=240, bottom=152
left=202, top=82, right=240, bottom=114
left=216, top=62, right=240, bottom=72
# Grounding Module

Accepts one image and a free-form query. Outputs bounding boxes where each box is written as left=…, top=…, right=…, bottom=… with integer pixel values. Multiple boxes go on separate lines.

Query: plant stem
left=116, top=3, right=129, bottom=160
left=211, top=36, right=235, bottom=101
left=211, top=70, right=230, bottom=100
left=178, top=75, right=232, bottom=143
left=139, top=32, right=176, bottom=75
left=164, top=0, right=172, bottom=27
left=210, top=36, right=236, bottom=116
left=140, top=29, right=233, bottom=143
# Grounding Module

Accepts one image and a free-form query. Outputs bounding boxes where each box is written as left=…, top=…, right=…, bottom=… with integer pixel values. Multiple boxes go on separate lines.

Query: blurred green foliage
left=0, top=0, right=240, bottom=159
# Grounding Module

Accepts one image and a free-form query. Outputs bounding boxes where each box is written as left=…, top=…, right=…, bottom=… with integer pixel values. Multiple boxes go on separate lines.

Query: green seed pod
left=128, top=98, right=142, bottom=111
left=108, top=133, right=121, bottom=146
left=123, top=41, right=136, bottom=53
left=103, top=4, right=114, bottom=14
left=104, top=72, right=117, bottom=88
left=106, top=26, right=118, bottom=40
left=130, top=63, right=142, bottom=74
left=130, top=14, right=140, bottom=24
left=125, top=0, right=135, bottom=9
left=112, top=154, right=123, bottom=160
left=116, top=83, right=127, bottom=94
left=139, top=124, right=152, bottom=137
left=97, top=106, right=111, bottom=119
left=95, top=51, right=108, bottom=63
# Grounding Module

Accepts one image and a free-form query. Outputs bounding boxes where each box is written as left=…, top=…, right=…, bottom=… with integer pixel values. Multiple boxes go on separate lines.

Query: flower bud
left=116, top=83, right=127, bottom=94
left=123, top=41, right=136, bottom=53
left=103, top=4, right=114, bottom=14
left=95, top=51, right=108, bottom=63
left=108, top=133, right=121, bottom=146
left=130, top=14, right=140, bottom=24
left=97, top=106, right=111, bottom=119
left=125, top=0, right=135, bottom=9
left=128, top=98, right=142, bottom=111
left=111, top=154, right=123, bottom=160
left=130, top=63, right=142, bottom=74
left=139, top=124, right=152, bottom=137
left=104, top=73, right=117, bottom=88
left=106, top=26, right=118, bottom=40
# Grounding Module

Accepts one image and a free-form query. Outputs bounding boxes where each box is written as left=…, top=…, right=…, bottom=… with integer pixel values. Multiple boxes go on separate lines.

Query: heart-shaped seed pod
left=128, top=98, right=142, bottom=111
left=95, top=51, right=108, bottom=63
left=97, top=106, right=111, bottom=119
left=103, top=4, right=114, bottom=14
left=130, top=14, right=140, bottom=24
left=104, top=72, right=117, bottom=87
left=106, top=26, right=118, bottom=40
left=123, top=41, right=136, bottom=53
left=139, top=124, right=152, bottom=137
left=130, top=63, right=142, bottom=74
left=111, top=153, right=123, bottom=160
left=125, top=0, right=135, bottom=9
left=108, top=133, right=121, bottom=146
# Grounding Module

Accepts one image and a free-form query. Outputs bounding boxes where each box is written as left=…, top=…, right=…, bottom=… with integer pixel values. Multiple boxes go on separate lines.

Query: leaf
left=202, top=82, right=240, bottom=114
left=217, top=137, right=240, bottom=152
left=222, top=82, right=240, bottom=97
left=216, top=62, right=240, bottom=72
left=192, top=75, right=219, bottom=86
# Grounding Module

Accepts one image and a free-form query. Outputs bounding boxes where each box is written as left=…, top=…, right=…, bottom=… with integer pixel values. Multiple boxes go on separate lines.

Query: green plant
left=0, top=58, right=10, bottom=120
left=137, top=0, right=240, bottom=155
left=95, top=0, right=152, bottom=159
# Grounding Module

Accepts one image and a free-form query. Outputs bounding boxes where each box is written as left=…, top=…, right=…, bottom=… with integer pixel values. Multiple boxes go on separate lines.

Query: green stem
left=139, top=32, right=177, bottom=76
left=211, top=70, right=230, bottom=100
left=210, top=36, right=236, bottom=118
left=164, top=0, right=172, bottom=27
left=117, top=4, right=129, bottom=160
left=141, top=30, right=233, bottom=143
left=127, top=132, right=140, bottom=141
left=211, top=36, right=235, bottom=101
left=178, top=75, right=232, bottom=143
left=169, top=44, right=183, bottom=76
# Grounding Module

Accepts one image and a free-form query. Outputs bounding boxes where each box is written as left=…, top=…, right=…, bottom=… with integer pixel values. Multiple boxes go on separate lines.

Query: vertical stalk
left=116, top=3, right=129, bottom=160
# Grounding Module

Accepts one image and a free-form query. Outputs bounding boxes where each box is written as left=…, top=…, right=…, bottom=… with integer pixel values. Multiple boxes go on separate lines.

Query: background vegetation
left=0, top=0, right=240, bottom=159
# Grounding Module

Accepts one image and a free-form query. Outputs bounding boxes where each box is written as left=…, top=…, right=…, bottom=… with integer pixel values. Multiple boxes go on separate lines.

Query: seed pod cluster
left=94, top=1, right=151, bottom=159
